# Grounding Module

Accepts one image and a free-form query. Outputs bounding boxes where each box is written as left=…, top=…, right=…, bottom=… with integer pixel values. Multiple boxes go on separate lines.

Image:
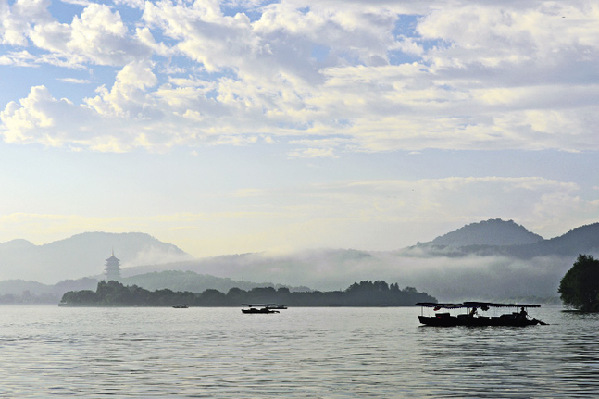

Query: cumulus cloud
left=0, top=80, right=159, bottom=152
left=85, top=59, right=158, bottom=117
left=0, top=0, right=598, bottom=153
left=1, top=85, right=67, bottom=144
left=0, top=0, right=51, bottom=45
left=29, top=3, right=151, bottom=67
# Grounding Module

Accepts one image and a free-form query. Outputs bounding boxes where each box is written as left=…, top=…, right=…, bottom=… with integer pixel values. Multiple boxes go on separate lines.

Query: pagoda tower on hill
left=105, top=250, right=121, bottom=281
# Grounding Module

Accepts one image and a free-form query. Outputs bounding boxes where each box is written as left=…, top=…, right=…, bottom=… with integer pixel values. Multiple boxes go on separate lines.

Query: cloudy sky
left=1, top=0, right=598, bottom=257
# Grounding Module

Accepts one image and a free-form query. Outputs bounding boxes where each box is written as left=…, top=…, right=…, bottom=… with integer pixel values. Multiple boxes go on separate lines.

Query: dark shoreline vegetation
left=559, top=254, right=599, bottom=312
left=60, top=280, right=437, bottom=307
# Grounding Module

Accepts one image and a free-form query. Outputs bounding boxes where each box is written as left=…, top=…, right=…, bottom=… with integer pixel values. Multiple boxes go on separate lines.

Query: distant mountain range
left=430, top=219, right=544, bottom=247
left=0, top=232, right=190, bottom=283
left=411, top=218, right=599, bottom=258
left=1, top=219, right=598, bottom=302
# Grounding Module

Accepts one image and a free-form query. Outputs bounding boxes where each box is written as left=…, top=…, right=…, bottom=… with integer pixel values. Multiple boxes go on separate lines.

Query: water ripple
left=0, top=306, right=598, bottom=397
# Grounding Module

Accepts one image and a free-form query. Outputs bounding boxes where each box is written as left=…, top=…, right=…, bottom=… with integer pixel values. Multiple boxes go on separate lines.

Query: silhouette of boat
left=241, top=304, right=282, bottom=314
left=172, top=304, right=189, bottom=308
left=416, top=302, right=547, bottom=327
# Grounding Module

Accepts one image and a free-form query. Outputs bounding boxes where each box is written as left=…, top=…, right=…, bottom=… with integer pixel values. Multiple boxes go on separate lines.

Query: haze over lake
left=1, top=305, right=598, bottom=398
left=2, top=1, right=598, bottom=395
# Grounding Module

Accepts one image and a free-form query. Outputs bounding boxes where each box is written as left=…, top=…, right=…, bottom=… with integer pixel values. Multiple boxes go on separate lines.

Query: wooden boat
left=241, top=304, right=281, bottom=314
left=416, top=302, right=547, bottom=327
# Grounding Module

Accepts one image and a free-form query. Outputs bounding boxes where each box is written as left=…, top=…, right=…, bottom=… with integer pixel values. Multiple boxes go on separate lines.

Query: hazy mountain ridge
left=413, top=220, right=599, bottom=258
left=0, top=278, right=99, bottom=304
left=0, top=272, right=310, bottom=304
left=118, top=219, right=598, bottom=301
left=1, top=219, right=598, bottom=302
left=0, top=232, right=191, bottom=283
left=430, top=219, right=544, bottom=247
left=122, top=270, right=312, bottom=293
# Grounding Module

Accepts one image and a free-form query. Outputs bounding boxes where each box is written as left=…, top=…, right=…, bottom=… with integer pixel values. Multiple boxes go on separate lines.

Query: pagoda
left=105, top=250, right=121, bottom=281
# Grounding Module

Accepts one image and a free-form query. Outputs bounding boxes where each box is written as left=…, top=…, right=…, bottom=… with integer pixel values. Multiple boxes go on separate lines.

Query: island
left=59, top=280, right=436, bottom=307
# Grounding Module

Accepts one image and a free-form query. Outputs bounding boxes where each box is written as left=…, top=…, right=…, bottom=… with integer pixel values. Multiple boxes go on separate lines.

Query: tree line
left=60, top=280, right=437, bottom=307
left=559, top=254, right=599, bottom=312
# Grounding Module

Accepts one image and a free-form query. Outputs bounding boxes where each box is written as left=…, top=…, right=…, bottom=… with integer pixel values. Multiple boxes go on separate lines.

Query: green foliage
left=558, top=254, right=599, bottom=312
left=60, top=279, right=437, bottom=307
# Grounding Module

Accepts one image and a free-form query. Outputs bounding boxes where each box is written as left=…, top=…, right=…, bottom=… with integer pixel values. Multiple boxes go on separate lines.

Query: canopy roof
left=242, top=304, right=283, bottom=307
left=416, top=302, right=541, bottom=308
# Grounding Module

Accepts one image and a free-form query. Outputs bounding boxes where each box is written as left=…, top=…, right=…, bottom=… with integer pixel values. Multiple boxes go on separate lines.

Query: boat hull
left=242, top=308, right=280, bottom=314
left=418, top=315, right=541, bottom=327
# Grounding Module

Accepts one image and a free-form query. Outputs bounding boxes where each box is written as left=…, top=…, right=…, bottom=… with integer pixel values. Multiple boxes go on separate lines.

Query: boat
left=241, top=304, right=282, bottom=314
left=416, top=302, right=547, bottom=327
left=172, top=304, right=189, bottom=308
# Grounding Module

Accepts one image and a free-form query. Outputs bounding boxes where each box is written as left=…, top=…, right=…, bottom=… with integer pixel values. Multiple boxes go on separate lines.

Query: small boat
left=172, top=304, right=189, bottom=308
left=241, top=304, right=281, bottom=314
left=416, top=302, right=547, bottom=327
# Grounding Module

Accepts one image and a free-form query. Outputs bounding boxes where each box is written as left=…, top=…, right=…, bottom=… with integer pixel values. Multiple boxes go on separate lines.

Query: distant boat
left=416, top=302, right=547, bottom=327
left=172, top=304, right=189, bottom=308
left=241, top=304, right=282, bottom=314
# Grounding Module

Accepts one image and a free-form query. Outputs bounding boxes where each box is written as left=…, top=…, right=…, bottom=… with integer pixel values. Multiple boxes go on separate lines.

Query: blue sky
left=1, top=0, right=598, bottom=258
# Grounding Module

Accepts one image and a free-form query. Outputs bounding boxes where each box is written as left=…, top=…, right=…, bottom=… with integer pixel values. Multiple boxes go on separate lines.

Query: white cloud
left=0, top=50, right=38, bottom=66
left=288, top=147, right=337, bottom=158
left=0, top=82, right=155, bottom=152
left=1, top=85, right=61, bottom=143
left=418, top=2, right=599, bottom=69
left=0, top=0, right=598, bottom=154
left=84, top=59, right=157, bottom=117
left=29, top=3, right=151, bottom=67
left=57, top=77, right=91, bottom=84
left=0, top=0, right=51, bottom=45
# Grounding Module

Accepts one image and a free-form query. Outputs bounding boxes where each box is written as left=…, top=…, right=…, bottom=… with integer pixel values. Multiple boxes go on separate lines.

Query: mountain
left=430, top=219, right=543, bottom=247
left=2, top=220, right=598, bottom=302
left=511, top=223, right=599, bottom=257
left=121, top=270, right=311, bottom=293
left=0, top=278, right=98, bottom=304
left=413, top=220, right=599, bottom=258
left=0, top=271, right=311, bottom=304
left=0, top=232, right=191, bottom=283
left=118, top=248, right=381, bottom=292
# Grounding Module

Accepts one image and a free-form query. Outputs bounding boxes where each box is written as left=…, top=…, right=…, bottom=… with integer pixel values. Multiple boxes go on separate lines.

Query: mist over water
left=1, top=305, right=598, bottom=398
left=177, top=251, right=574, bottom=301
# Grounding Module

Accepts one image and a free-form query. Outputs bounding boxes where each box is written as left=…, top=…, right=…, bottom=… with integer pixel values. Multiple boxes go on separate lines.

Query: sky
left=1, top=0, right=598, bottom=258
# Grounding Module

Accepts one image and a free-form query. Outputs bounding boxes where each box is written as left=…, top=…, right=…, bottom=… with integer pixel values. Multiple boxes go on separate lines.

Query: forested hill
left=60, top=280, right=436, bottom=307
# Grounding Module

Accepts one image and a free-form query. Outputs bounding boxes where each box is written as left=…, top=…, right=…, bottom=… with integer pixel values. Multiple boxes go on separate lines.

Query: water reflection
left=413, top=308, right=599, bottom=398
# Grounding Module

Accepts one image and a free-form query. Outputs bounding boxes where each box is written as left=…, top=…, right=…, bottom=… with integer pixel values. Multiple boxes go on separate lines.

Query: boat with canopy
left=416, top=302, right=547, bottom=327
left=241, top=304, right=284, bottom=314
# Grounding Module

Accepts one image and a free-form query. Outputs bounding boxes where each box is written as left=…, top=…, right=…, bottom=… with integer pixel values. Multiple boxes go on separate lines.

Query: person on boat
left=518, top=307, right=528, bottom=319
left=469, top=306, right=478, bottom=317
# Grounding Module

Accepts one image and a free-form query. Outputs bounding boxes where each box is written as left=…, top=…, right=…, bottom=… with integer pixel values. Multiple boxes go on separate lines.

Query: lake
left=1, top=305, right=598, bottom=398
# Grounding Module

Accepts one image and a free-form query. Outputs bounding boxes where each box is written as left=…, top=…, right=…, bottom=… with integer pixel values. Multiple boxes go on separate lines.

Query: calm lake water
left=1, top=305, right=598, bottom=398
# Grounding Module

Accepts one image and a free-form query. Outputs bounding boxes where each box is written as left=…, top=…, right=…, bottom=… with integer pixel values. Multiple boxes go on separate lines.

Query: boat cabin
left=241, top=304, right=285, bottom=314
